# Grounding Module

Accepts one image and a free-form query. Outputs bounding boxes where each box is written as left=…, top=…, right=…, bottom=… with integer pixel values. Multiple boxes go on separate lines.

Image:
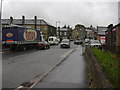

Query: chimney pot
left=34, top=16, right=37, bottom=30
left=10, top=16, right=13, bottom=24
left=22, top=15, right=25, bottom=24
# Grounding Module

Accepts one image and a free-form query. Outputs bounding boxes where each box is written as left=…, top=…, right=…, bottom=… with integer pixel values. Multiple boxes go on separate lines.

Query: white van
left=48, top=36, right=59, bottom=45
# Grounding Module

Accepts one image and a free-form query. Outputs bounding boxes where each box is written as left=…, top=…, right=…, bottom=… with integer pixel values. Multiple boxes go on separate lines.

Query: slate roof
left=2, top=19, right=53, bottom=26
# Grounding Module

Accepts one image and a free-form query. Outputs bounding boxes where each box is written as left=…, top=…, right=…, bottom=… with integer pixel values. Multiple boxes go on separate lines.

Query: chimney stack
left=10, top=16, right=13, bottom=25
left=34, top=16, right=37, bottom=30
left=22, top=15, right=25, bottom=24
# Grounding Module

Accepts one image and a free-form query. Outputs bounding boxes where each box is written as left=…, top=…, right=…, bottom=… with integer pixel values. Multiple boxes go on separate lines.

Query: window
left=60, top=32, right=62, bottom=35
left=57, top=32, right=59, bottom=35
left=44, top=27, right=47, bottom=30
left=49, top=38, right=53, bottom=41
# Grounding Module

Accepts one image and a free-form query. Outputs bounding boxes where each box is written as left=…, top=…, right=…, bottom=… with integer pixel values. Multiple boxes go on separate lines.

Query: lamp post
left=56, top=21, right=60, bottom=28
left=56, top=21, right=60, bottom=38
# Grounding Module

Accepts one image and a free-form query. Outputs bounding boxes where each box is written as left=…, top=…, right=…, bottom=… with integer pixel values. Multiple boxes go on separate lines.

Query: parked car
left=74, top=40, right=83, bottom=45
left=89, top=40, right=101, bottom=48
left=37, top=41, right=50, bottom=50
left=60, top=39, right=70, bottom=48
left=70, top=39, right=73, bottom=41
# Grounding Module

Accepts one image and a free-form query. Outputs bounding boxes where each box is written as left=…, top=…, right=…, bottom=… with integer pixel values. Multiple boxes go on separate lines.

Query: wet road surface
left=2, top=43, right=78, bottom=88
left=34, top=46, right=88, bottom=88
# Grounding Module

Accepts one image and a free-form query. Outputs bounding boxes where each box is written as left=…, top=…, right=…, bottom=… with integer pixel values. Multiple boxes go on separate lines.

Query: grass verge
left=91, top=47, right=120, bottom=88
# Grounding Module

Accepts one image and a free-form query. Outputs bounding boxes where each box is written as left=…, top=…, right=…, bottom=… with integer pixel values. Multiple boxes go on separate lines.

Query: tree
left=67, top=25, right=70, bottom=29
left=63, top=25, right=67, bottom=28
left=75, top=24, right=85, bottom=28
left=90, top=25, right=93, bottom=27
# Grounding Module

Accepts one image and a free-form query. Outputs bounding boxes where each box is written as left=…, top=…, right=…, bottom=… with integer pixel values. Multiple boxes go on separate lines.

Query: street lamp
left=56, top=21, right=60, bottom=28
left=56, top=21, right=60, bottom=38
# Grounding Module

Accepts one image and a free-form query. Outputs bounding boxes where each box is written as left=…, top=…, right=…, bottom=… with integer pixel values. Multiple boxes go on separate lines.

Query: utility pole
left=0, top=0, right=3, bottom=34
left=0, top=0, right=3, bottom=52
left=0, top=1, right=3, bottom=89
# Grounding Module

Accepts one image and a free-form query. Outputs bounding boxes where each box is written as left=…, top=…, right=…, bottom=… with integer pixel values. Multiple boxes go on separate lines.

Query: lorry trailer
left=2, top=26, right=41, bottom=50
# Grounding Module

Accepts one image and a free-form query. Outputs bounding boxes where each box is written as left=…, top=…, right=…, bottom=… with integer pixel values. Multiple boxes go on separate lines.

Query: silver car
left=60, top=39, right=70, bottom=48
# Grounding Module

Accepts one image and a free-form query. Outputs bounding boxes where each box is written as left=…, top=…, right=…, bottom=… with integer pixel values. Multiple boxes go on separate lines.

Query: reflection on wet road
left=34, top=46, right=88, bottom=88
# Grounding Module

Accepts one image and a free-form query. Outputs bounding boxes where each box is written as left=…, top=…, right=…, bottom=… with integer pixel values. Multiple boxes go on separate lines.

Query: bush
left=91, top=47, right=120, bottom=88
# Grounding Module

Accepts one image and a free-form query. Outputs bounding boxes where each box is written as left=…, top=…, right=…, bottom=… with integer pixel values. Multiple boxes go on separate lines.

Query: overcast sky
left=1, top=0, right=119, bottom=28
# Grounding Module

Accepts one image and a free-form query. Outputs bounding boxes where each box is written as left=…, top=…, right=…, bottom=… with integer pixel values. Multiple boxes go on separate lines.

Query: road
left=33, top=46, right=88, bottom=88
left=2, top=42, right=77, bottom=88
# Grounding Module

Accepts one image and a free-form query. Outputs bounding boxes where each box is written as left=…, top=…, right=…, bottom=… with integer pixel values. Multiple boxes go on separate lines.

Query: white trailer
left=48, top=36, right=59, bottom=45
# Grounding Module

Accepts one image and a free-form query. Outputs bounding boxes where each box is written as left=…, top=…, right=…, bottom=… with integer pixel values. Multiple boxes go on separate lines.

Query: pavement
left=33, top=46, right=88, bottom=88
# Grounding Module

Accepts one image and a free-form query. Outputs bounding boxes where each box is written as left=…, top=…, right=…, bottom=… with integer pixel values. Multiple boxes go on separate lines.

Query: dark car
left=74, top=40, right=83, bottom=45
left=37, top=41, right=50, bottom=50
left=60, top=39, right=70, bottom=48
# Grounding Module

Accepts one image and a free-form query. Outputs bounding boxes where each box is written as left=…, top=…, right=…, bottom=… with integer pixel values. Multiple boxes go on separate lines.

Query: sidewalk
left=33, top=46, right=88, bottom=88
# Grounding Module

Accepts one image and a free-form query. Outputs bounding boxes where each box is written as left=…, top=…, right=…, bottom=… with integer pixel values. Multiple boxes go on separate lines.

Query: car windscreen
left=61, top=41, right=69, bottom=43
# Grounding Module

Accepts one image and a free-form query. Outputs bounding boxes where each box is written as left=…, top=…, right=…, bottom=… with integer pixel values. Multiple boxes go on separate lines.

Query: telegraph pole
left=0, top=0, right=2, bottom=34
left=56, top=21, right=60, bottom=38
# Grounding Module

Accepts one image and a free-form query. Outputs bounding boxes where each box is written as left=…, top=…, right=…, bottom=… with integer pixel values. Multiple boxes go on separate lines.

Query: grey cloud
left=2, top=1, right=118, bottom=27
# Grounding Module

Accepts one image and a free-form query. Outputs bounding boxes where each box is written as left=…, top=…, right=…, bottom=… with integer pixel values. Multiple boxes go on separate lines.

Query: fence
left=104, top=24, right=120, bottom=57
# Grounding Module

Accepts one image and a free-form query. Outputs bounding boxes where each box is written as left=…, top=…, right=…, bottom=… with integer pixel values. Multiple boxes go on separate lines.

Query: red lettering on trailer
left=24, top=30, right=37, bottom=41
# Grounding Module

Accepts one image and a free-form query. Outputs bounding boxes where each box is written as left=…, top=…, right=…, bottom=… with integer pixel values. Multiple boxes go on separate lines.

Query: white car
left=89, top=40, right=101, bottom=48
left=60, top=39, right=70, bottom=48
